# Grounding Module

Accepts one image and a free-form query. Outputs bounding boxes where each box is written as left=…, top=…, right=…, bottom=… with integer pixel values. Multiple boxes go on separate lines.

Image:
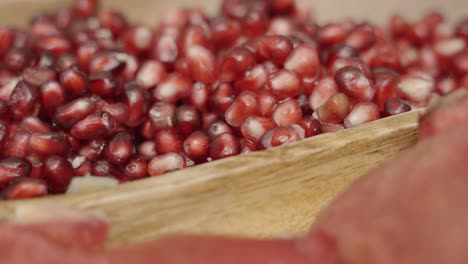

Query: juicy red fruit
left=43, top=156, right=74, bottom=193
left=335, top=66, right=376, bottom=102
left=0, top=157, right=32, bottom=185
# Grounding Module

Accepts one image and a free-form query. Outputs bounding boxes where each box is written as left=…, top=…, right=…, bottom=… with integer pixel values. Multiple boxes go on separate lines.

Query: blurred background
left=0, top=0, right=465, bottom=27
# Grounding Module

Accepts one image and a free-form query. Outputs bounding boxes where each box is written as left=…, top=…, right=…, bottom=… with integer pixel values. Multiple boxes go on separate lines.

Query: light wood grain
left=0, top=109, right=423, bottom=246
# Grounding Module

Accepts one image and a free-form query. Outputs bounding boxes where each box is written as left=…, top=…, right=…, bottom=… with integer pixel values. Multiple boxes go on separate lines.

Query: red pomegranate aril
left=0, top=120, right=8, bottom=150
left=154, top=73, right=192, bottom=103
left=137, top=140, right=157, bottom=160
left=260, top=125, right=305, bottom=149
left=436, top=76, right=458, bottom=95
left=153, top=34, right=179, bottom=66
left=35, top=36, right=72, bottom=57
left=55, top=53, right=78, bottom=72
left=455, top=18, right=468, bottom=40
left=383, top=98, right=411, bottom=116
left=267, top=69, right=302, bottom=99
left=136, top=60, right=167, bottom=89
left=210, top=17, right=241, bottom=48
left=42, top=155, right=73, bottom=193
left=329, top=57, right=373, bottom=80
left=69, top=154, right=92, bottom=176
left=373, top=71, right=399, bottom=110
left=268, top=17, right=294, bottom=36
left=389, top=14, right=410, bottom=37
left=28, top=132, right=70, bottom=156
left=335, top=66, right=376, bottom=102
left=1, top=177, right=47, bottom=200
left=207, top=120, right=233, bottom=139
left=60, top=68, right=88, bottom=97
left=433, top=37, right=466, bottom=64
left=0, top=27, right=13, bottom=56
left=4, top=48, right=30, bottom=72
left=225, top=91, right=259, bottom=127
left=219, top=48, right=256, bottom=82
left=202, top=112, right=219, bottom=131
left=79, top=139, right=106, bottom=161
left=31, top=17, right=61, bottom=37
left=148, top=153, right=185, bottom=176
left=255, top=90, right=277, bottom=118
left=322, top=44, right=360, bottom=66
left=176, top=105, right=201, bottom=137
left=188, top=82, right=210, bottom=112
left=234, top=64, right=268, bottom=94
left=0, top=99, right=9, bottom=120
left=343, top=102, right=381, bottom=128
left=8, top=81, right=39, bottom=120
left=139, top=119, right=156, bottom=139
left=74, top=0, right=98, bottom=17
left=239, top=138, right=257, bottom=154
left=397, top=73, right=435, bottom=104
left=210, top=83, right=235, bottom=115
left=91, top=159, right=116, bottom=177
left=321, top=123, right=345, bottom=133
left=122, top=26, right=153, bottom=55
left=54, top=97, right=96, bottom=129
left=0, top=157, right=32, bottom=185
left=284, top=44, right=320, bottom=79
left=123, top=83, right=150, bottom=127
left=210, top=133, right=240, bottom=160
left=299, top=116, right=322, bottom=138
left=183, top=131, right=210, bottom=162
left=369, top=43, right=401, bottom=70
left=76, top=42, right=99, bottom=70
left=104, top=131, right=134, bottom=166
left=19, top=116, right=51, bottom=134
left=70, top=111, right=116, bottom=139
left=154, top=129, right=183, bottom=155
left=309, top=77, right=339, bottom=111
left=4, top=131, right=30, bottom=157
left=22, top=67, right=57, bottom=88
left=148, top=102, right=176, bottom=131
left=123, top=158, right=148, bottom=180
left=88, top=73, right=119, bottom=98
left=242, top=10, right=268, bottom=37
left=186, top=45, right=217, bottom=83
left=182, top=25, right=211, bottom=53
left=89, top=52, right=126, bottom=75
left=98, top=10, right=128, bottom=36
left=452, top=50, right=468, bottom=75
left=317, top=23, right=347, bottom=47
left=345, top=23, right=376, bottom=51
left=241, top=116, right=276, bottom=143
left=100, top=103, right=129, bottom=125
left=273, top=98, right=302, bottom=126
left=174, top=57, right=190, bottom=76
left=257, top=36, right=293, bottom=66
left=317, top=93, right=351, bottom=124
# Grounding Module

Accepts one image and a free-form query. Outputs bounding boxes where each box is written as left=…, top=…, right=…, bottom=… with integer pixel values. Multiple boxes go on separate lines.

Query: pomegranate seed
left=99, top=10, right=128, bottom=36
left=284, top=44, right=320, bottom=79
left=322, top=44, right=359, bottom=66
left=55, top=53, right=78, bottom=72
left=234, top=64, right=268, bottom=94
left=453, top=50, right=468, bottom=76
left=241, top=116, right=276, bottom=143
left=239, top=138, right=257, bottom=154
left=188, top=82, right=210, bottom=112
left=42, top=155, right=73, bottom=193
left=0, top=27, right=13, bottom=56
left=242, top=10, right=268, bottom=37
left=19, top=116, right=51, bottom=134
left=122, top=26, right=153, bottom=55
left=140, top=119, right=156, bottom=139
left=260, top=125, right=305, bottom=149
left=270, top=0, right=295, bottom=15
left=273, top=98, right=302, bottom=126
left=207, top=120, right=233, bottom=139
left=436, top=76, right=458, bottom=95
left=389, top=14, right=410, bottom=37
left=74, top=0, right=98, bottom=17
left=186, top=45, right=217, bottom=83
left=383, top=98, right=411, bottom=116
left=137, top=140, right=157, bottom=160
left=4, top=48, right=31, bottom=72
left=122, top=83, right=150, bottom=127
left=183, top=131, right=210, bottom=162
left=152, top=34, right=179, bottom=66
left=88, top=73, right=119, bottom=98
left=101, top=103, right=129, bottom=125
left=148, top=102, right=176, bottom=131
left=373, top=70, right=399, bottom=110
left=397, top=73, right=435, bottom=104
left=433, top=37, right=466, bottom=62
left=268, top=18, right=294, bottom=36
left=89, top=52, right=125, bottom=75
left=123, top=158, right=148, bottom=180
left=70, top=111, right=116, bottom=139
left=69, top=154, right=92, bottom=176
left=54, top=97, right=96, bottom=129
left=267, top=69, right=302, bottom=99
left=1, top=177, right=48, bottom=200
left=28, top=132, right=70, bottom=156
left=136, top=60, right=167, bottom=89
left=344, top=102, right=381, bottom=128
left=210, top=17, right=241, bottom=48
left=54, top=6, right=74, bottom=29
left=154, top=73, right=192, bottom=103
left=8, top=81, right=39, bottom=120
left=335, top=66, right=376, bottom=102
left=35, top=36, right=72, bottom=57
left=219, top=48, right=256, bottom=82
left=210, top=83, right=235, bottom=115
left=225, top=91, right=259, bottom=127
left=320, top=123, right=345, bottom=133
left=309, top=77, right=339, bottom=111
left=79, top=139, right=106, bottom=161
left=317, top=93, right=351, bottom=124
left=202, top=112, right=219, bottom=131
left=210, top=133, right=240, bottom=160
left=329, top=57, right=373, bottom=80
left=174, top=57, right=190, bottom=76
left=345, top=23, right=376, bottom=51
left=77, top=42, right=99, bottom=70
left=182, top=25, right=211, bottom=53
left=104, top=131, right=134, bottom=165
left=154, top=129, right=183, bottom=154
left=317, top=23, right=347, bottom=47
left=148, top=153, right=185, bottom=176
left=60, top=68, right=88, bottom=97
left=256, top=36, right=293, bottom=66
left=256, top=90, right=278, bottom=118
left=0, top=121, right=8, bottom=151
left=370, top=43, right=401, bottom=70
left=298, top=117, right=322, bottom=138
left=91, top=159, right=119, bottom=177
left=4, top=131, right=30, bottom=157
left=0, top=100, right=9, bottom=120
left=455, top=18, right=468, bottom=40
left=176, top=105, right=201, bottom=137
left=0, top=157, right=32, bottom=185
left=22, top=67, right=56, bottom=87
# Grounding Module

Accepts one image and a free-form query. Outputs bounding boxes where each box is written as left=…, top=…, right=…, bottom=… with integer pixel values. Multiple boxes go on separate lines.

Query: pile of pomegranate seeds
left=0, top=0, right=466, bottom=199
